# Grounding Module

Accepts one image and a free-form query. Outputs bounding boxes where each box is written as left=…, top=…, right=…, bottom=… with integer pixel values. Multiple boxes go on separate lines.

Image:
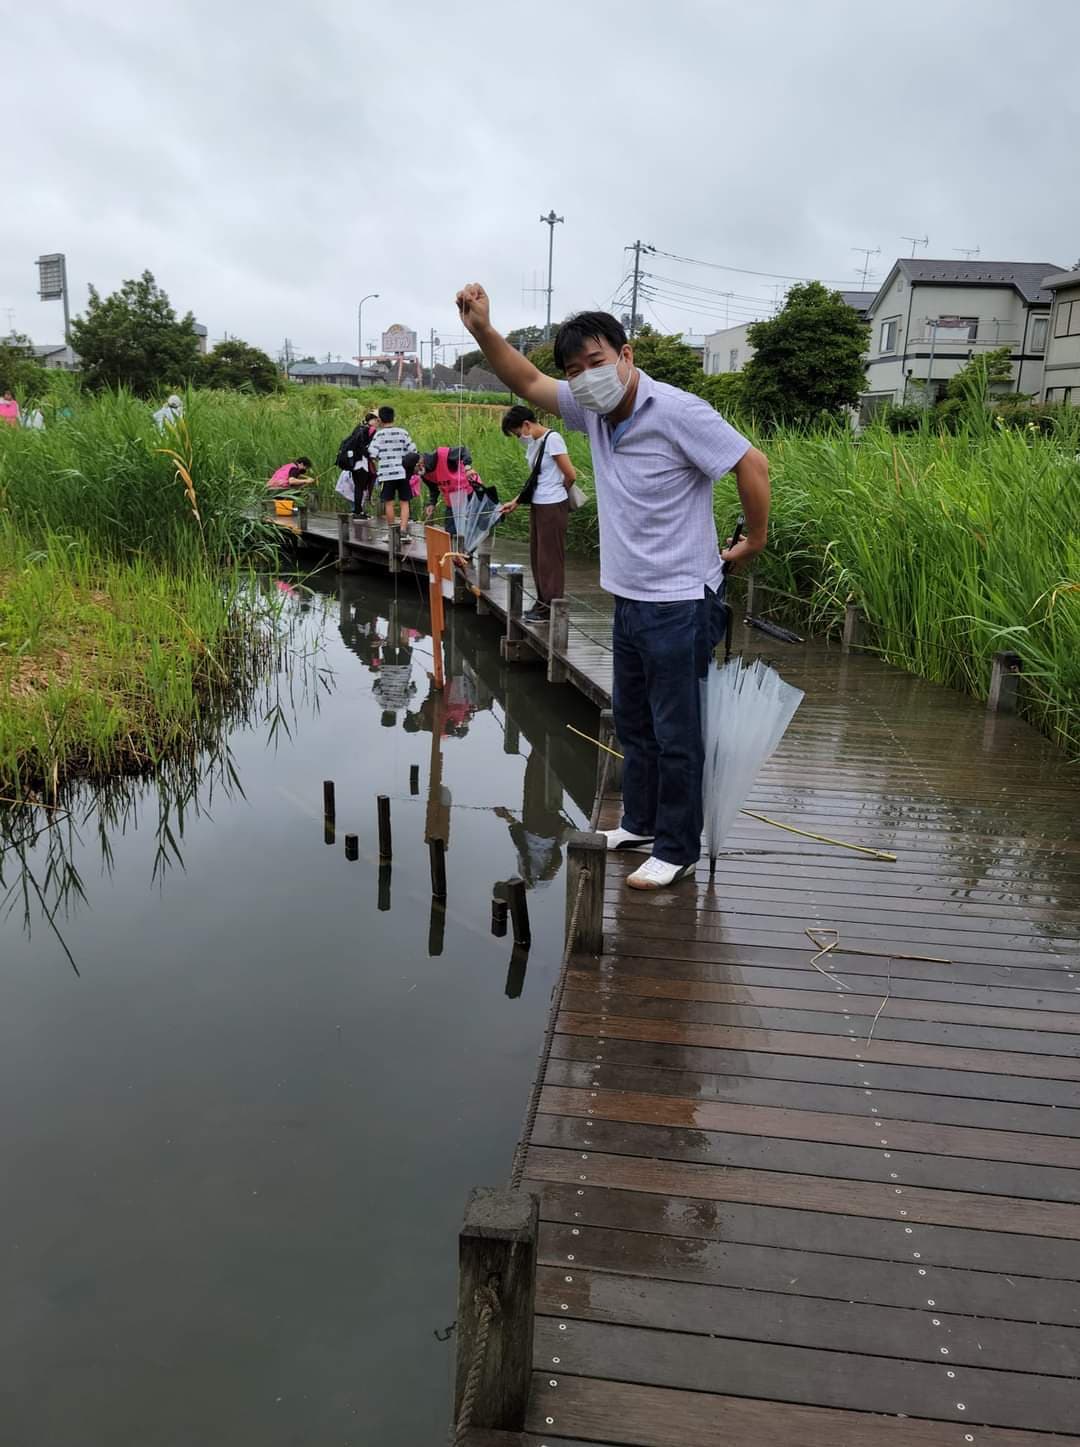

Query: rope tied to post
left=452, top=1281, right=502, bottom=1446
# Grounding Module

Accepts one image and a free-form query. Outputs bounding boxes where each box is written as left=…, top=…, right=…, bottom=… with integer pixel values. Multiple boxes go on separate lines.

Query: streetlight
left=357, top=293, right=378, bottom=378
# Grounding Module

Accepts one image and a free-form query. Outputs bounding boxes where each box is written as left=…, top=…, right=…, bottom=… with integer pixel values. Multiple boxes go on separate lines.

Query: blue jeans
left=612, top=586, right=727, bottom=866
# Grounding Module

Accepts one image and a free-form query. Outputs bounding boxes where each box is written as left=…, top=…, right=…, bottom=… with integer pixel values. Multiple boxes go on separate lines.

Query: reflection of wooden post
left=377, top=795, right=392, bottom=859
left=504, top=944, right=528, bottom=999
left=337, top=512, right=349, bottom=566
left=548, top=598, right=569, bottom=683
left=566, top=831, right=606, bottom=955
left=344, top=833, right=358, bottom=861
left=323, top=780, right=336, bottom=846
left=428, top=899, right=446, bottom=957
left=429, top=836, right=447, bottom=899
left=377, top=863, right=392, bottom=912
left=507, top=877, right=530, bottom=947
left=503, top=714, right=520, bottom=755
left=988, top=650, right=1023, bottom=714
left=454, top=1188, right=538, bottom=1433
left=409, top=764, right=420, bottom=795
left=425, top=688, right=452, bottom=847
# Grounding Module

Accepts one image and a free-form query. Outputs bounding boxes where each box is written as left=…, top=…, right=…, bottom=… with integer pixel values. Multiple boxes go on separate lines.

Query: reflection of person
left=495, top=746, right=567, bottom=887
left=368, top=406, right=418, bottom=533
left=372, top=625, right=416, bottom=720
left=403, top=673, right=477, bottom=738
left=500, top=404, right=576, bottom=622
left=456, top=282, right=770, bottom=891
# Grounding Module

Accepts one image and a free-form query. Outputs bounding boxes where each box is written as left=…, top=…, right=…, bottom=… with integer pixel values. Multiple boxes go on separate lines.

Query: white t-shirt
left=368, top=425, right=416, bottom=481
left=526, top=429, right=569, bottom=505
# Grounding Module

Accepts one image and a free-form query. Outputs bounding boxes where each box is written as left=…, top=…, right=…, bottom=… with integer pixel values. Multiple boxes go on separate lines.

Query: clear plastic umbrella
left=448, top=489, right=501, bottom=554
left=701, top=656, right=804, bottom=875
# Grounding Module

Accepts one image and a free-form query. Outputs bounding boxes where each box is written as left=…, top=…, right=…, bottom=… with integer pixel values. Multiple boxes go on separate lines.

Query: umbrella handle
left=722, top=517, right=745, bottom=662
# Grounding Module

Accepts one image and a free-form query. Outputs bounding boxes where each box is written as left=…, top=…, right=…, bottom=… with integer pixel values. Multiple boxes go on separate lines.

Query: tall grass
left=0, top=522, right=285, bottom=792
left=716, top=416, right=1080, bottom=753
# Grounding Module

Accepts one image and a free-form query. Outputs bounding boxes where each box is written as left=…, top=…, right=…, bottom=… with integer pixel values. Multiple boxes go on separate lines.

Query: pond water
left=0, top=570, right=599, bottom=1446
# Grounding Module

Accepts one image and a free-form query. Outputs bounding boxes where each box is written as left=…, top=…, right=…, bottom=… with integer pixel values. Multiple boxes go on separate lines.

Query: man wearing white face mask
left=456, top=283, right=770, bottom=890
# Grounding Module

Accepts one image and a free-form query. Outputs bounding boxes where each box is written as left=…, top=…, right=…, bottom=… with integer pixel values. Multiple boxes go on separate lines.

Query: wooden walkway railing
left=277, top=511, right=1080, bottom=1446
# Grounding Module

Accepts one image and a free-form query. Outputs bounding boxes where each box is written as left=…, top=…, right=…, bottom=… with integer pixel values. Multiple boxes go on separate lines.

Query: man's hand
left=456, top=283, right=491, bottom=337
left=723, top=446, right=770, bottom=567
left=720, top=533, right=765, bottom=567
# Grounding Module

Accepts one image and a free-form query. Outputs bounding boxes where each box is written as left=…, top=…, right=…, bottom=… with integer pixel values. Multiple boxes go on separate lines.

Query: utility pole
left=428, top=326, right=439, bottom=386
left=852, top=246, right=881, bottom=288
left=627, top=239, right=654, bottom=339
left=902, top=234, right=928, bottom=258
left=539, top=210, right=564, bottom=340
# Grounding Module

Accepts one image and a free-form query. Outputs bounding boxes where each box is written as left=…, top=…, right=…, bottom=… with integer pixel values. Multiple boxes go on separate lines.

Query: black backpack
left=336, top=423, right=372, bottom=471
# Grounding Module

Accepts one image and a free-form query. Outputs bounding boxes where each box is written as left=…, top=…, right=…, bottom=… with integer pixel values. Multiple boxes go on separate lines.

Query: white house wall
left=1042, top=279, right=1080, bottom=402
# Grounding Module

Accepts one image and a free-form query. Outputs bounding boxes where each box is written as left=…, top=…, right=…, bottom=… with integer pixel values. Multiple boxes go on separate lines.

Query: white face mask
left=518, top=433, right=530, bottom=447
left=568, top=355, right=630, bottom=414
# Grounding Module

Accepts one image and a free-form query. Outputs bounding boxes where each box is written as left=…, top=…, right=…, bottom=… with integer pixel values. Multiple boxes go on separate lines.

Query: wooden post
left=842, top=600, right=865, bottom=654
left=566, top=831, right=607, bottom=955
left=547, top=598, right=570, bottom=683
left=506, top=877, right=530, bottom=947
left=323, top=780, right=336, bottom=846
left=377, top=795, right=392, bottom=859
left=409, top=764, right=420, bottom=796
left=491, top=887, right=508, bottom=938
left=987, top=650, right=1023, bottom=714
left=337, top=512, right=349, bottom=566
left=454, top=1187, right=538, bottom=1434
left=476, top=537, right=493, bottom=616
left=597, top=709, right=623, bottom=794
left=745, top=571, right=756, bottom=616
left=297, top=504, right=309, bottom=532
left=429, top=836, right=447, bottom=899
left=505, top=569, right=523, bottom=638
left=344, top=833, right=359, bottom=861
left=377, top=863, right=392, bottom=912
left=388, top=523, right=402, bottom=574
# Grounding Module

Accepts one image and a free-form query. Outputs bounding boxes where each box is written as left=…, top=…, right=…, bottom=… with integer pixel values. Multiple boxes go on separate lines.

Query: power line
left=650, top=245, right=859, bottom=287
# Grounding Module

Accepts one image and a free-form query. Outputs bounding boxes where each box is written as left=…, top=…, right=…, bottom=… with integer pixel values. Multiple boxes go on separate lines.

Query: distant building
left=702, top=322, right=757, bottom=376
left=194, top=322, right=208, bottom=355
left=1040, top=268, right=1080, bottom=405
left=861, top=258, right=1063, bottom=418
left=703, top=290, right=875, bottom=378
left=1, top=337, right=79, bottom=369
left=678, top=333, right=707, bottom=361
left=287, top=361, right=382, bottom=387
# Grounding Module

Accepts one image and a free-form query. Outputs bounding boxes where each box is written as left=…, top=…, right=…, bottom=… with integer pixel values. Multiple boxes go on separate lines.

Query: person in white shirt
left=367, top=405, right=419, bottom=533
left=500, top=404, right=577, bottom=621
left=152, top=394, right=184, bottom=431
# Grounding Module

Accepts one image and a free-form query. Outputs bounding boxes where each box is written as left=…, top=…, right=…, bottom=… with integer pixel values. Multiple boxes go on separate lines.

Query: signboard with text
left=381, top=324, right=417, bottom=354
left=37, top=252, right=66, bottom=300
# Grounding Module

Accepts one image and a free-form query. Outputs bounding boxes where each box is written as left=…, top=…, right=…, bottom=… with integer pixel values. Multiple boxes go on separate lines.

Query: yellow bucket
left=274, top=498, right=296, bottom=516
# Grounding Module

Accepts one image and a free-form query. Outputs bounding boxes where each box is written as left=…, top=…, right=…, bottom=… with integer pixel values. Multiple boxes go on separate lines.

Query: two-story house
left=702, top=291, right=875, bottom=377
left=861, top=259, right=1063, bottom=418
left=1041, top=268, right=1080, bottom=405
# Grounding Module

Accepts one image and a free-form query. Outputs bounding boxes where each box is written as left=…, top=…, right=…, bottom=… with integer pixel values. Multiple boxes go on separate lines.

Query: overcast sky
left=3, top=0, right=1078, bottom=363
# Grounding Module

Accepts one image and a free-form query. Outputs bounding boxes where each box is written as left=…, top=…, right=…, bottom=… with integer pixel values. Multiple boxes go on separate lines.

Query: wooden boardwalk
left=281, top=512, right=1080, bottom=1445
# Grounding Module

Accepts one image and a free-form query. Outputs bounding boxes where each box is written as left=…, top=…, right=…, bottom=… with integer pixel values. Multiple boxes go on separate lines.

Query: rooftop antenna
left=3, top=306, right=15, bottom=334
left=902, top=234, right=928, bottom=257
left=953, top=245, right=981, bottom=261
left=852, top=245, right=881, bottom=288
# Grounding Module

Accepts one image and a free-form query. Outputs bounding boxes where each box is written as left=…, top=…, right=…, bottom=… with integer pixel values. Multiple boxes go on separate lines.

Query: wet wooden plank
left=525, top=1375, right=1080, bottom=1447
left=530, top=1319, right=1080, bottom=1433
left=540, top=1084, right=1080, bottom=1169
left=530, top=1114, right=1080, bottom=1203
left=534, top=1265, right=1080, bottom=1375
left=525, top=1147, right=1080, bottom=1238
left=535, top=1180, right=1080, bottom=1279
left=561, top=987, right=1080, bottom=1055
left=543, top=1053, right=1080, bottom=1137
left=536, top=1221, right=1080, bottom=1325
left=556, top=1011, right=1080, bottom=1082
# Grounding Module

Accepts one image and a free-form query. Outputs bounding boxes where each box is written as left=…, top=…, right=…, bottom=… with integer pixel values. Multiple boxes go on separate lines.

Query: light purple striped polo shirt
left=557, top=369, right=750, bottom=601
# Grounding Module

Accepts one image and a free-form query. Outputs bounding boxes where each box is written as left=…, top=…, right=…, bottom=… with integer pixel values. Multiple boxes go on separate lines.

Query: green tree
left=694, top=371, right=745, bottom=416
left=628, top=329, right=703, bottom=390
left=740, top=281, right=868, bottom=425
left=201, top=338, right=280, bottom=393
left=527, top=342, right=560, bottom=377
left=945, top=345, right=1013, bottom=404
left=70, top=271, right=202, bottom=395
left=0, top=333, right=49, bottom=402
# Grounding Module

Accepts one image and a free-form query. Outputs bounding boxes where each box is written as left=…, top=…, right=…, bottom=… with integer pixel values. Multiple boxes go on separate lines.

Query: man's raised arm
left=456, top=283, right=560, bottom=415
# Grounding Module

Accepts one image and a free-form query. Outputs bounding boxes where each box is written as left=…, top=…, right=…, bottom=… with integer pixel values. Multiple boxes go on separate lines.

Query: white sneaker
left=600, top=827, right=655, bottom=852
left=627, top=856, right=696, bottom=890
